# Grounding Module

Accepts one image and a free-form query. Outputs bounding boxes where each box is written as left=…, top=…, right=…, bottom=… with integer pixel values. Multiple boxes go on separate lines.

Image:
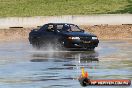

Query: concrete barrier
left=0, top=14, right=132, bottom=29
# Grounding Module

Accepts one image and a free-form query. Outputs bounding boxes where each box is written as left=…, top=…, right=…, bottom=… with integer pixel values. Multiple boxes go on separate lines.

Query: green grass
left=0, top=0, right=131, bottom=17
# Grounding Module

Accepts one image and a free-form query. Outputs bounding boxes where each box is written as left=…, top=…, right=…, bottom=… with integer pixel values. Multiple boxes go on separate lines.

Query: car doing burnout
left=29, top=23, right=99, bottom=50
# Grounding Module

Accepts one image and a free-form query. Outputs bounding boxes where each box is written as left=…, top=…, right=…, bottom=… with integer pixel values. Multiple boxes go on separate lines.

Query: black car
left=29, top=23, right=99, bottom=50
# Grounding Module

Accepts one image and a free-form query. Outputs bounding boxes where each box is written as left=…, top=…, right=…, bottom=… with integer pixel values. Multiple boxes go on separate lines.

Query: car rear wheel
left=32, top=39, right=41, bottom=49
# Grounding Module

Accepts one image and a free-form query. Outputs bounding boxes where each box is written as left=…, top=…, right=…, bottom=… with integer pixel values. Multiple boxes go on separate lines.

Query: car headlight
left=68, top=37, right=80, bottom=40
left=72, top=37, right=80, bottom=39
left=92, top=37, right=98, bottom=40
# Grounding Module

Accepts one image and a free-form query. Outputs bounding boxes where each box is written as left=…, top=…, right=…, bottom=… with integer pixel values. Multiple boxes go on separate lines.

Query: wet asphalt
left=0, top=40, right=131, bottom=88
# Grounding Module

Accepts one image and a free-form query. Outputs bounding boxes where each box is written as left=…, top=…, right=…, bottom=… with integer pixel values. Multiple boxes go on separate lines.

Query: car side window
left=56, top=25, right=63, bottom=32
left=62, top=24, right=71, bottom=32
left=46, top=25, right=55, bottom=32
left=57, top=25, right=63, bottom=30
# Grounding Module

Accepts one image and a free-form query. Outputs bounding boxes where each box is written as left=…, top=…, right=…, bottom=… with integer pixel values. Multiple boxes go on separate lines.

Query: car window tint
left=48, top=25, right=53, bottom=30
left=61, top=24, right=71, bottom=32
left=57, top=25, right=63, bottom=29
left=46, top=25, right=54, bottom=32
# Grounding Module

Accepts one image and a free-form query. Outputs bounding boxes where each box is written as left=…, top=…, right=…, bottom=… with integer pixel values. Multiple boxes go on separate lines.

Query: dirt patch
left=80, top=24, right=132, bottom=39
left=0, top=28, right=33, bottom=42
left=0, top=25, right=132, bottom=42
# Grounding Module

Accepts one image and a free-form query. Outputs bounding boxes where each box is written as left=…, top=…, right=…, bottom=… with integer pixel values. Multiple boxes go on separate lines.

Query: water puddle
left=0, top=40, right=131, bottom=88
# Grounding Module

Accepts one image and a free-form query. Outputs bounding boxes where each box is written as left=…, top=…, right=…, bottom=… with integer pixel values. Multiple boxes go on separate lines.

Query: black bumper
left=64, top=39, right=99, bottom=49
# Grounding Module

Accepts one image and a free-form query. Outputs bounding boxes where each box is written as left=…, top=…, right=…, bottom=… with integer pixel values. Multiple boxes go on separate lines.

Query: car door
left=41, top=24, right=58, bottom=43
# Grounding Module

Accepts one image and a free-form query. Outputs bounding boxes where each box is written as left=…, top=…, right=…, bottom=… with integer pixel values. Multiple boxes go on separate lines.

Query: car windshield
left=57, top=24, right=82, bottom=32
left=70, top=24, right=81, bottom=32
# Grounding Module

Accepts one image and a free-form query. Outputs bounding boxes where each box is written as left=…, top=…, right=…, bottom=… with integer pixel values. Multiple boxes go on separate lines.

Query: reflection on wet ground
left=0, top=40, right=131, bottom=88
